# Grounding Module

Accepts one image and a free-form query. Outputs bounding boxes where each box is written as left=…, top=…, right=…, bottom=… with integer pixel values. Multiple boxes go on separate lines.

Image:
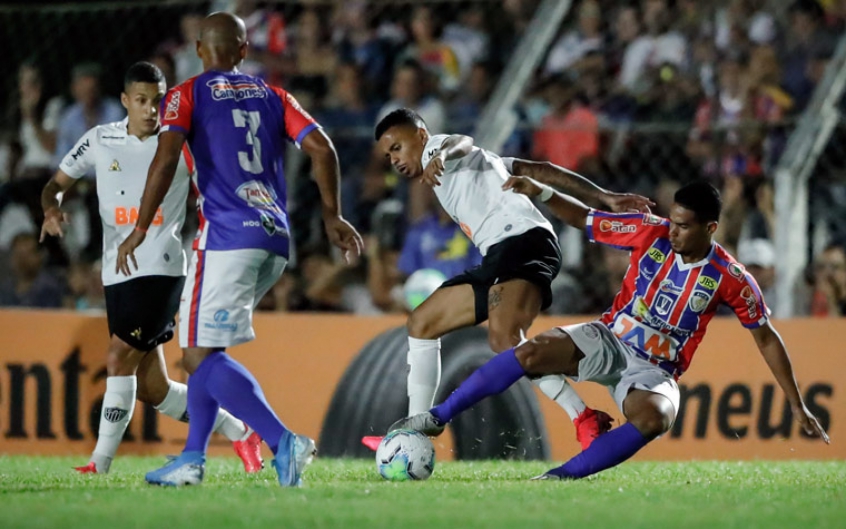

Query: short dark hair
left=674, top=181, right=722, bottom=223
left=123, top=61, right=164, bottom=90
left=374, top=108, right=427, bottom=141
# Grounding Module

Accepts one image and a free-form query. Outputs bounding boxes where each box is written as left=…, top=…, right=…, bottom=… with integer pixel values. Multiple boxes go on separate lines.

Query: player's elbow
left=302, top=129, right=336, bottom=159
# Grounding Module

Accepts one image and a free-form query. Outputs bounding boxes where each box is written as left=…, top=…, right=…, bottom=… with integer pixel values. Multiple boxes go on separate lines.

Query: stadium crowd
left=1, top=0, right=845, bottom=317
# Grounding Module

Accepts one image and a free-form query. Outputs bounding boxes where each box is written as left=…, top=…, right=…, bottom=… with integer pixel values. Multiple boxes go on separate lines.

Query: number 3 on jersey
left=232, top=109, right=263, bottom=174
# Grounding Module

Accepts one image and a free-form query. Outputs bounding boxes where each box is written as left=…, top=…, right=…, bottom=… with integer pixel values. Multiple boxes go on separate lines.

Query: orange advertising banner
left=0, top=310, right=840, bottom=461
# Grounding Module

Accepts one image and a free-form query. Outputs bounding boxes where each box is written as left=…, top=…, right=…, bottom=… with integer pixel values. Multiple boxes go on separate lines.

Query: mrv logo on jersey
left=207, top=78, right=266, bottom=101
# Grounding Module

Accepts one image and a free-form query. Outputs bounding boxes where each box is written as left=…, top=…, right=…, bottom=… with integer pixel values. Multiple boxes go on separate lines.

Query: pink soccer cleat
left=361, top=436, right=384, bottom=452
left=233, top=430, right=264, bottom=473
left=574, top=408, right=614, bottom=450
left=74, top=462, right=98, bottom=474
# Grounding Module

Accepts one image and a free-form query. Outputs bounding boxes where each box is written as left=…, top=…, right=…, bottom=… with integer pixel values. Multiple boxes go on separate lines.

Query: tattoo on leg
left=488, top=286, right=503, bottom=311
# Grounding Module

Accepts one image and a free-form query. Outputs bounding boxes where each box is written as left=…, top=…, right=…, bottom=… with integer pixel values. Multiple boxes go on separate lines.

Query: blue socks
left=431, top=348, right=526, bottom=424
left=546, top=422, right=650, bottom=479
left=183, top=351, right=288, bottom=455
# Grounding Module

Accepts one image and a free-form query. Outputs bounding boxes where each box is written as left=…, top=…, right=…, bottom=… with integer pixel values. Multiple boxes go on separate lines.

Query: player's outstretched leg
left=537, top=390, right=674, bottom=480
left=136, top=349, right=264, bottom=472
left=533, top=375, right=614, bottom=449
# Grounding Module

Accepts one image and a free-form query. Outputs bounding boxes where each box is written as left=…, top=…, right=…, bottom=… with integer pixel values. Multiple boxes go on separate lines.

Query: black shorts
left=439, top=227, right=561, bottom=324
left=104, top=275, right=185, bottom=352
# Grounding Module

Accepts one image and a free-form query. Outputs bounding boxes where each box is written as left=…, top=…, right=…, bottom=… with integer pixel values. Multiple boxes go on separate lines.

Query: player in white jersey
left=370, top=108, right=652, bottom=448
left=40, top=62, right=262, bottom=474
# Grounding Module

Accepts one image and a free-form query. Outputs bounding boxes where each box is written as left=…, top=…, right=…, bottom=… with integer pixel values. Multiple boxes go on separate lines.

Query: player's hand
left=421, top=153, right=445, bottom=187
left=40, top=207, right=69, bottom=242
left=602, top=192, right=655, bottom=213
left=792, top=403, right=830, bottom=444
left=502, top=175, right=543, bottom=197
left=324, top=215, right=364, bottom=264
left=116, top=228, right=146, bottom=277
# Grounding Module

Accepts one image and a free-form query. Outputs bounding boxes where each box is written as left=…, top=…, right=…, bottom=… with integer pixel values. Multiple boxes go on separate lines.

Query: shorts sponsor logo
left=103, top=407, right=128, bottom=423
left=647, top=247, right=666, bottom=263
left=205, top=309, right=238, bottom=332
left=660, top=279, right=684, bottom=294
left=688, top=291, right=711, bottom=313
left=236, top=180, right=283, bottom=214
left=164, top=91, right=180, bottom=120
left=728, top=262, right=745, bottom=280
left=642, top=214, right=663, bottom=226
left=581, top=324, right=600, bottom=340
left=115, top=207, right=163, bottom=226
left=740, top=285, right=759, bottom=319
left=698, top=276, right=718, bottom=290
left=613, top=314, right=680, bottom=361
left=207, top=78, right=267, bottom=101
left=599, top=219, right=636, bottom=233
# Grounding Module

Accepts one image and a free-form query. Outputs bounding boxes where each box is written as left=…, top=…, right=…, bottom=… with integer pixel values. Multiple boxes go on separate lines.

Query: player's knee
left=488, top=329, right=520, bottom=355
left=629, top=403, right=674, bottom=439
left=106, top=336, right=137, bottom=377
left=136, top=376, right=167, bottom=405
left=514, top=340, right=544, bottom=375
left=407, top=309, right=438, bottom=340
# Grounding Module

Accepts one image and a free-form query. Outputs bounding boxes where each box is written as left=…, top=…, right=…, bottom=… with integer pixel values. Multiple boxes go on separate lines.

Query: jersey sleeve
left=58, top=128, right=97, bottom=179
left=722, top=268, right=770, bottom=328
left=269, top=86, right=319, bottom=148
left=586, top=210, right=669, bottom=251
left=159, top=80, right=195, bottom=135
left=421, top=134, right=450, bottom=167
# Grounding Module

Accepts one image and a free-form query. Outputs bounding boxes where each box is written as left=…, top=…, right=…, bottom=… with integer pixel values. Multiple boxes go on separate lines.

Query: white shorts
left=179, top=248, right=286, bottom=348
left=559, top=321, right=680, bottom=417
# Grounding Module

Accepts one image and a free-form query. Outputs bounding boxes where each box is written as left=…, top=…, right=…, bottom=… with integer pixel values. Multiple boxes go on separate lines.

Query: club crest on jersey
left=655, top=294, right=673, bottom=315
left=103, top=407, right=128, bottom=423
left=728, top=262, right=745, bottom=280
left=108, top=159, right=121, bottom=172
left=642, top=214, right=663, bottom=226
left=688, top=291, right=711, bottom=313
left=647, top=247, right=666, bottom=263
left=599, top=219, right=636, bottom=233
left=164, top=91, right=180, bottom=120
left=698, top=276, right=718, bottom=290
left=208, top=78, right=267, bottom=101
left=236, top=180, right=282, bottom=214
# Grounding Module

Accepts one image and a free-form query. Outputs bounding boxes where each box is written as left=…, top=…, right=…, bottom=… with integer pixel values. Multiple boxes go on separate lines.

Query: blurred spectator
left=607, top=4, right=642, bottom=80
left=148, top=52, right=177, bottom=89
left=289, top=8, right=336, bottom=105
left=14, top=62, right=64, bottom=179
left=442, top=4, right=490, bottom=81
left=618, top=0, right=687, bottom=94
left=737, top=237, right=776, bottom=306
left=172, top=13, right=204, bottom=83
left=65, top=259, right=105, bottom=311
left=532, top=75, right=599, bottom=173
left=397, top=203, right=482, bottom=280
left=333, top=1, right=395, bottom=102
left=543, top=0, right=604, bottom=76
left=53, top=63, right=124, bottom=168
left=714, top=0, right=777, bottom=55
left=229, top=0, right=288, bottom=83
left=377, top=60, right=446, bottom=134
left=397, top=5, right=461, bottom=94
left=447, top=61, right=494, bottom=134
left=782, top=0, right=833, bottom=111
left=0, top=232, right=64, bottom=308
left=300, top=245, right=383, bottom=314
left=807, top=243, right=846, bottom=316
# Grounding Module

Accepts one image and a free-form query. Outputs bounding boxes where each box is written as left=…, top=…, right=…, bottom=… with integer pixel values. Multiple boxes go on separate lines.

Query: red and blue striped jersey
left=586, top=210, right=769, bottom=377
left=159, top=69, right=319, bottom=258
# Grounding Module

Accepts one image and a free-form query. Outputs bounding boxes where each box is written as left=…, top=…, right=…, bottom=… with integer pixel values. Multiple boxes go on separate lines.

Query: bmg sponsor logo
left=204, top=309, right=237, bottom=332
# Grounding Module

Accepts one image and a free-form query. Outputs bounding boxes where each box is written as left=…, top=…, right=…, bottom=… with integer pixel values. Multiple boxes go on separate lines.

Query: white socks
left=155, top=380, right=249, bottom=442
left=407, top=337, right=441, bottom=415
left=532, top=374, right=586, bottom=420
left=91, top=376, right=137, bottom=473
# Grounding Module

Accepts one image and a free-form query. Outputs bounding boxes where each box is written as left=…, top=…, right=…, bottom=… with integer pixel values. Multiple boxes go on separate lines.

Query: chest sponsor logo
left=164, top=91, right=180, bottom=121
left=740, top=285, right=759, bottom=319
left=208, top=79, right=267, bottom=101
left=688, top=291, right=711, bottom=313
left=115, top=207, right=162, bottom=226
left=599, top=219, right=636, bottom=233
left=659, top=279, right=684, bottom=294
left=236, top=181, right=282, bottom=214
left=613, top=314, right=680, bottom=361
left=698, top=276, right=718, bottom=290
left=647, top=247, right=666, bottom=263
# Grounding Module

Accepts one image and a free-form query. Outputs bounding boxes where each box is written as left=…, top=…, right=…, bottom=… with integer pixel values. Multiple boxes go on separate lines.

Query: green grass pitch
left=1, top=456, right=844, bottom=528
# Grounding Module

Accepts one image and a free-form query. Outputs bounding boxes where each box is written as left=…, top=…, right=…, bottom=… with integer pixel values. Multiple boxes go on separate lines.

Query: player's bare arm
left=116, top=130, right=184, bottom=277
left=750, top=322, right=830, bottom=443
left=39, top=170, right=76, bottom=241
left=509, top=158, right=653, bottom=213
left=421, top=134, right=473, bottom=187
left=301, top=127, right=364, bottom=262
left=502, top=175, right=591, bottom=229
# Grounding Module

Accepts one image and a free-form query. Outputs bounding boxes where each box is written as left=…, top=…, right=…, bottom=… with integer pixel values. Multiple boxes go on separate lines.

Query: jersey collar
left=673, top=243, right=715, bottom=271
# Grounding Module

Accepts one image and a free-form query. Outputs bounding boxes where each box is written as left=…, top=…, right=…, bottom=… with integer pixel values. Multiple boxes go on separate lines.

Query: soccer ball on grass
left=376, top=429, right=436, bottom=481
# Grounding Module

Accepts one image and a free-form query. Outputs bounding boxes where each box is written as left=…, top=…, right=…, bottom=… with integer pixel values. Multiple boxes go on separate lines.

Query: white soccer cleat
left=272, top=432, right=316, bottom=487
left=388, top=412, right=445, bottom=437
left=145, top=451, right=205, bottom=486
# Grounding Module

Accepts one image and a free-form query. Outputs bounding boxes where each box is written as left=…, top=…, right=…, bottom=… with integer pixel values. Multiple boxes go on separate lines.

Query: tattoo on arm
left=488, top=285, right=503, bottom=311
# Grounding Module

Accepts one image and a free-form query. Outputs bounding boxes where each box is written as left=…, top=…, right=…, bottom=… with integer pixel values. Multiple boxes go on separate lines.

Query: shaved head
left=197, top=12, right=248, bottom=71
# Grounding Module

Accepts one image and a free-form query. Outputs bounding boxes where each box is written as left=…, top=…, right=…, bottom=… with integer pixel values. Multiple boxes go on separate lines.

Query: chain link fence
left=0, top=0, right=843, bottom=316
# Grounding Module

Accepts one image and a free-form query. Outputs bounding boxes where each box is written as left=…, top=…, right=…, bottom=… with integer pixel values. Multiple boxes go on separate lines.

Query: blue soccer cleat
left=271, top=432, right=316, bottom=487
left=145, top=451, right=205, bottom=486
